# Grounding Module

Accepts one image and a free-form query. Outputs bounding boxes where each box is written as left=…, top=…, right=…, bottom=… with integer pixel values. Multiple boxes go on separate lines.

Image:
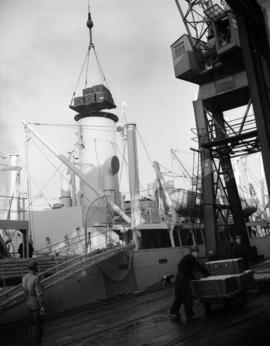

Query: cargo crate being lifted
left=69, top=8, right=116, bottom=116
left=70, top=84, right=116, bottom=114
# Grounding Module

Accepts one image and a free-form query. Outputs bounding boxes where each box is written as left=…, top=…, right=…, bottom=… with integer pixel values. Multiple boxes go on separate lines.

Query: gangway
left=0, top=243, right=134, bottom=313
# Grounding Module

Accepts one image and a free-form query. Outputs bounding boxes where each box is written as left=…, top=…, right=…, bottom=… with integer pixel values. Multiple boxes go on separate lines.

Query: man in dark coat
left=18, top=240, right=34, bottom=258
left=22, top=260, right=44, bottom=346
left=170, top=245, right=209, bottom=321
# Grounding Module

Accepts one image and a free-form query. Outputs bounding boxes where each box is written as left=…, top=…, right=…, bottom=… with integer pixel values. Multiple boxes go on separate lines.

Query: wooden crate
left=73, top=96, right=84, bottom=107
left=92, top=84, right=110, bottom=94
left=234, top=270, right=254, bottom=291
left=206, top=258, right=245, bottom=276
left=85, top=94, right=96, bottom=104
left=193, top=275, right=237, bottom=297
left=83, top=87, right=94, bottom=96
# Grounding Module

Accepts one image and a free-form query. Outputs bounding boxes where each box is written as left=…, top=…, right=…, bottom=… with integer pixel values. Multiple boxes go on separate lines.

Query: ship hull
left=0, top=246, right=193, bottom=325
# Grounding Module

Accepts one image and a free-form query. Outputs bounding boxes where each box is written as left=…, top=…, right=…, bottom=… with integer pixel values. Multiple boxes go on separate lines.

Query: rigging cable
left=118, top=140, right=127, bottom=187
left=30, top=137, right=92, bottom=205
left=22, top=141, right=52, bottom=210
left=136, top=128, right=153, bottom=168
left=27, top=122, right=115, bottom=129
left=24, top=136, right=93, bottom=207
left=158, top=162, right=187, bottom=178
left=28, top=163, right=65, bottom=207
left=115, top=141, right=146, bottom=195
left=24, top=134, right=35, bottom=238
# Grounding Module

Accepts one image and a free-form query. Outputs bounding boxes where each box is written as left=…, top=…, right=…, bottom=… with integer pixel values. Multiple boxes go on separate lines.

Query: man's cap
left=27, top=260, right=38, bottom=272
left=234, top=235, right=242, bottom=239
left=189, top=245, right=199, bottom=252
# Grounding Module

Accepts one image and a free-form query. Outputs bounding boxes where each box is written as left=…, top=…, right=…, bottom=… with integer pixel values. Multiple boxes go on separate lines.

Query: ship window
left=174, top=42, right=185, bottom=58
left=180, top=229, right=193, bottom=246
left=158, top=258, right=168, bottom=264
left=140, top=229, right=171, bottom=249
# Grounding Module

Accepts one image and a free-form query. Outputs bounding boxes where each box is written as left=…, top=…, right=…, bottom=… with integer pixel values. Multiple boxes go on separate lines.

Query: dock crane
left=171, top=0, right=270, bottom=257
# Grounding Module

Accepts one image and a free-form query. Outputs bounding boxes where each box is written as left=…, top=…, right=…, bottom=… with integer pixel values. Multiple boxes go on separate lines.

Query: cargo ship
left=0, top=6, right=203, bottom=325
left=1, top=1, right=270, bottom=327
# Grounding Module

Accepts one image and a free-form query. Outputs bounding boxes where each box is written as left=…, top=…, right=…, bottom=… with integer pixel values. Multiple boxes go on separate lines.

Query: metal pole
left=126, top=123, right=143, bottom=249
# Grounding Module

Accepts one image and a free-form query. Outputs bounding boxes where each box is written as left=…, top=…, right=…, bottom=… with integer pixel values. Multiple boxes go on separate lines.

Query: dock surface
left=2, top=283, right=270, bottom=346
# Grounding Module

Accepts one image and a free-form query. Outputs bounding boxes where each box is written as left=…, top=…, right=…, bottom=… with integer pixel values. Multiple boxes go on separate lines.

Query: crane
left=171, top=0, right=256, bottom=256
left=172, top=0, right=242, bottom=84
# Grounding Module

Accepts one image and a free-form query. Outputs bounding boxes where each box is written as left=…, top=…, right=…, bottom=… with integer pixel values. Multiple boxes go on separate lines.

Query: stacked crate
left=193, top=275, right=237, bottom=296
left=193, top=258, right=254, bottom=297
left=70, top=84, right=116, bottom=113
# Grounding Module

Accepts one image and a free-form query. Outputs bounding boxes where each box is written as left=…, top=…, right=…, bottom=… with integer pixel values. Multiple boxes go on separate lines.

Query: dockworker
left=231, top=235, right=251, bottom=269
left=170, top=245, right=209, bottom=321
left=22, top=260, right=44, bottom=346
left=18, top=239, right=34, bottom=258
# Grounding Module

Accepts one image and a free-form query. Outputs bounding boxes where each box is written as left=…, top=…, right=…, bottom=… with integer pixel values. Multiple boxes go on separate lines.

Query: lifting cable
left=71, top=1, right=109, bottom=104
left=70, top=49, right=90, bottom=105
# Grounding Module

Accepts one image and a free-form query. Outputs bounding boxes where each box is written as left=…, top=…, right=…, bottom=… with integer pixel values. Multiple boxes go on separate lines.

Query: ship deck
left=2, top=260, right=270, bottom=346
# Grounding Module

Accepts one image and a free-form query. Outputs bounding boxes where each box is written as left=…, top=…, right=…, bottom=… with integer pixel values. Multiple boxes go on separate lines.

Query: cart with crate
left=193, top=258, right=255, bottom=312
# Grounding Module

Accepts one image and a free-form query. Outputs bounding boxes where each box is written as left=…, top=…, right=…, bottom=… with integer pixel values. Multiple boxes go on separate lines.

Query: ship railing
left=0, top=228, right=127, bottom=288
left=0, top=235, right=87, bottom=289
left=33, top=234, right=85, bottom=258
left=0, top=226, right=126, bottom=287
left=33, top=226, right=122, bottom=257
left=141, top=208, right=164, bottom=224
left=0, top=256, right=70, bottom=289
left=191, top=113, right=257, bottom=142
left=0, top=243, right=135, bottom=311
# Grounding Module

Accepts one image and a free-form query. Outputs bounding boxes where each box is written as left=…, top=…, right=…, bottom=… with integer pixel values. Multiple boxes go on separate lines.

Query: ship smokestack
left=126, top=123, right=143, bottom=240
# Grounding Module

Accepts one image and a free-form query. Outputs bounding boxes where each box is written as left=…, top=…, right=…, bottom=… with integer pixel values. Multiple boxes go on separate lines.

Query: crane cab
left=205, top=5, right=241, bottom=59
left=171, top=5, right=243, bottom=85
left=171, top=34, right=206, bottom=84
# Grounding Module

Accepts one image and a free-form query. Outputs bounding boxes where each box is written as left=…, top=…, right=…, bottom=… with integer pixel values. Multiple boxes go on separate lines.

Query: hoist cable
left=70, top=48, right=90, bottom=104
left=84, top=47, right=91, bottom=88
left=93, top=46, right=109, bottom=87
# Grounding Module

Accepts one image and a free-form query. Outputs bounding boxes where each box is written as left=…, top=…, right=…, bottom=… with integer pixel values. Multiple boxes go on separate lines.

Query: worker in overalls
left=22, top=260, right=44, bottom=346
left=170, top=245, right=209, bottom=321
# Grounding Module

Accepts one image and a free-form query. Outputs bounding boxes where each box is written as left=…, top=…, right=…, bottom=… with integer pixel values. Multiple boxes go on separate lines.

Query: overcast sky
left=0, top=0, right=201, bottom=205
